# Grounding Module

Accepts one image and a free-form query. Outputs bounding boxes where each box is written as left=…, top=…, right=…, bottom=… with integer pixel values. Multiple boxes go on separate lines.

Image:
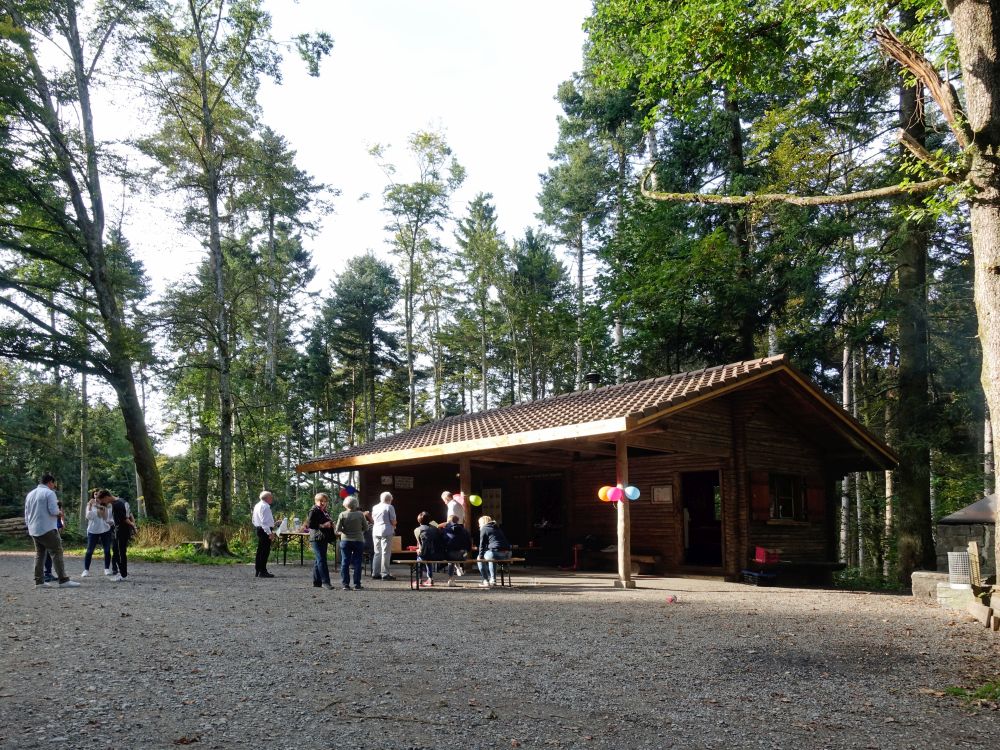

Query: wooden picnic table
left=400, top=557, right=526, bottom=590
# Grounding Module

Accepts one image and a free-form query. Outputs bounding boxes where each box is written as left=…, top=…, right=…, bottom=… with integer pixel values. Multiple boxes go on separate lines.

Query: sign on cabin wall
left=394, top=476, right=414, bottom=490
left=482, top=487, right=502, bottom=523
left=652, top=484, right=673, bottom=507
left=381, top=475, right=393, bottom=485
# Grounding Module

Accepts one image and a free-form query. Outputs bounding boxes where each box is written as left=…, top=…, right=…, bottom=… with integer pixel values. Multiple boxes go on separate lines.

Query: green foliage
left=945, top=682, right=1000, bottom=703
left=832, top=566, right=906, bottom=592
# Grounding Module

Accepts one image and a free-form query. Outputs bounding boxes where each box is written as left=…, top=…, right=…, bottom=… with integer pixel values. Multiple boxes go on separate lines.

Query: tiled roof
left=299, top=354, right=795, bottom=470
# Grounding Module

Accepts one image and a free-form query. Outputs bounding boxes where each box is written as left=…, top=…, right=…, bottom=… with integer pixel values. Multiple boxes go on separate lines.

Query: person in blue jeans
left=477, top=515, right=511, bottom=587
left=333, top=495, right=369, bottom=590
left=81, top=490, right=115, bottom=577
left=307, top=493, right=335, bottom=589
left=414, top=511, right=443, bottom=586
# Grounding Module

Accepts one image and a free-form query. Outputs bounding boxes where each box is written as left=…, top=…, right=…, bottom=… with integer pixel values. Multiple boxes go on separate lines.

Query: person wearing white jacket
left=81, top=490, right=114, bottom=577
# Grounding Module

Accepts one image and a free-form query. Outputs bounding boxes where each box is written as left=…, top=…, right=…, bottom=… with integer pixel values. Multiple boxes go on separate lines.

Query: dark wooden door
left=682, top=470, right=722, bottom=566
left=529, top=477, right=564, bottom=564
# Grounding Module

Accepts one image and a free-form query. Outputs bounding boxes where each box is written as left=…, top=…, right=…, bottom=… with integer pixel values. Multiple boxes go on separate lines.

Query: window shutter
left=750, top=471, right=770, bottom=520
left=806, top=478, right=825, bottom=521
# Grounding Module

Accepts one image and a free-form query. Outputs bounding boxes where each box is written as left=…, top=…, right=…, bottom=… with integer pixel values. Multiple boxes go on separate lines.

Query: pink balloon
left=608, top=486, right=624, bottom=502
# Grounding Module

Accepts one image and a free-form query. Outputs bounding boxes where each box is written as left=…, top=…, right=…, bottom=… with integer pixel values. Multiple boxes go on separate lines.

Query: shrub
left=132, top=521, right=201, bottom=548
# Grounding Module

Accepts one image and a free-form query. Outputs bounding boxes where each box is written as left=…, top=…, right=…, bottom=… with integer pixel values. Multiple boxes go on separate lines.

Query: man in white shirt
left=370, top=491, right=397, bottom=580
left=24, top=474, right=79, bottom=589
left=252, top=490, right=276, bottom=578
left=442, top=490, right=465, bottom=525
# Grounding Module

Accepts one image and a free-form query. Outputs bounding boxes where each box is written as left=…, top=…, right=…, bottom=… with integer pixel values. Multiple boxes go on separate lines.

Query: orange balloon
left=598, top=486, right=612, bottom=502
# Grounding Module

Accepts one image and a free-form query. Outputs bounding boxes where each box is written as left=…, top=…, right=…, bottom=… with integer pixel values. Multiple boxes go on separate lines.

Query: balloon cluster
left=338, top=485, right=357, bottom=499
left=597, top=485, right=640, bottom=503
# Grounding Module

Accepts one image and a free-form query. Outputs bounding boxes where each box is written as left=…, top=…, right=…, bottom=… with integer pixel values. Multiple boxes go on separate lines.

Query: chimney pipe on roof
left=584, top=372, right=601, bottom=390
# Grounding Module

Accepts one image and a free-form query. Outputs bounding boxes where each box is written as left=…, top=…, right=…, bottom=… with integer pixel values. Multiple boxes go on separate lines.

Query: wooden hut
left=297, top=354, right=896, bottom=584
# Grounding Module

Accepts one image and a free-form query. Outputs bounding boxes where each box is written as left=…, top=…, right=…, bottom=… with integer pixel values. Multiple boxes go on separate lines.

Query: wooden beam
left=625, top=432, right=731, bottom=458
left=459, top=457, right=472, bottom=527
left=473, top=449, right=574, bottom=467
left=571, top=440, right=618, bottom=457
left=615, top=434, right=636, bottom=589
left=296, top=417, right=627, bottom=473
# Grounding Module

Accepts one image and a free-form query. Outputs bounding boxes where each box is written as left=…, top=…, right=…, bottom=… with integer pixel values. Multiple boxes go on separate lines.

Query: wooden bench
left=745, top=560, right=846, bottom=586
left=400, top=558, right=526, bottom=589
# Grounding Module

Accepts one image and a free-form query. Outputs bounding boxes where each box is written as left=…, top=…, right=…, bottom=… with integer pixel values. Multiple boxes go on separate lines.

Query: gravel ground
left=1, top=552, right=999, bottom=750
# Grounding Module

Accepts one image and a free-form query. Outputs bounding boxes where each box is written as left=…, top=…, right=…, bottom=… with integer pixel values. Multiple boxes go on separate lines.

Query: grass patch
left=832, top=567, right=906, bottom=592
left=0, top=536, right=33, bottom=552
left=945, top=682, right=1000, bottom=702
left=128, top=546, right=245, bottom=565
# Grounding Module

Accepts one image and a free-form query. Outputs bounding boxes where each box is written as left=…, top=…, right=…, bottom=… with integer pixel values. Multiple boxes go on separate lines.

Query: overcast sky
left=122, top=0, right=592, bottom=297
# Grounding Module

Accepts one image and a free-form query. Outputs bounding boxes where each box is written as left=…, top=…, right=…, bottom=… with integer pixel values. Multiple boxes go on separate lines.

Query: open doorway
left=529, top=477, right=563, bottom=565
left=682, top=470, right=722, bottom=566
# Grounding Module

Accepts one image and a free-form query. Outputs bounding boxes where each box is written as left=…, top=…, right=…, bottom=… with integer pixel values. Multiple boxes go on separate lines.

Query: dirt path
left=1, top=553, right=997, bottom=749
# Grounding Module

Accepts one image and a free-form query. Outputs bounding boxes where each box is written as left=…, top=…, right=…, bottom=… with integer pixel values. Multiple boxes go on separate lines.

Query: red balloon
left=339, top=488, right=349, bottom=498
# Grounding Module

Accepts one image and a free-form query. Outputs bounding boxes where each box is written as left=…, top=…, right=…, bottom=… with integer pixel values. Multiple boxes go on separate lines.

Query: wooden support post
left=615, top=434, right=636, bottom=589
left=459, top=456, right=472, bottom=527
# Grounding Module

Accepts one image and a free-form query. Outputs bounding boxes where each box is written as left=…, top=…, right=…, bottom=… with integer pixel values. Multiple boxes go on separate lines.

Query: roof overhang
left=297, top=360, right=897, bottom=474
left=297, top=417, right=628, bottom=473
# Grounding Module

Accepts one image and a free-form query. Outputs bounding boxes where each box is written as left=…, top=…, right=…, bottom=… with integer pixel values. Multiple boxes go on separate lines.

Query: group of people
left=251, top=488, right=513, bottom=588
left=24, top=473, right=512, bottom=590
left=24, top=474, right=136, bottom=588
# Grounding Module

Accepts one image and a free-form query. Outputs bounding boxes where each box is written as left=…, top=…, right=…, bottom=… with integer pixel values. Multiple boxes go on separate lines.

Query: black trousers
left=112, top=531, right=129, bottom=579
left=255, top=527, right=272, bottom=574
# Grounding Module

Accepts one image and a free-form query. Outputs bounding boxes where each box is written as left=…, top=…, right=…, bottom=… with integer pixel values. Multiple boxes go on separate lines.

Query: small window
left=770, top=474, right=805, bottom=520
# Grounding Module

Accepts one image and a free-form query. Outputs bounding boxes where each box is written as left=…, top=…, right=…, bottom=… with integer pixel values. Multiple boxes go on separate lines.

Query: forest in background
left=1, top=0, right=996, bottom=586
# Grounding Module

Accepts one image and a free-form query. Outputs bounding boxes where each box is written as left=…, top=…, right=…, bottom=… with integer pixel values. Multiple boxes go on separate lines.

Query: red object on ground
left=754, top=546, right=779, bottom=564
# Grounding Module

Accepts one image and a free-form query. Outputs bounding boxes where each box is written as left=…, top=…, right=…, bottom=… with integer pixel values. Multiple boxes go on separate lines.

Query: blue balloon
left=624, top=485, right=640, bottom=501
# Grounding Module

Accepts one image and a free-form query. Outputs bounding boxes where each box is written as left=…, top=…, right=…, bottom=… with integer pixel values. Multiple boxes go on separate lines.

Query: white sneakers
left=479, top=580, right=490, bottom=587
left=446, top=578, right=457, bottom=587
left=111, top=574, right=123, bottom=582
left=103, top=568, right=112, bottom=576
left=58, top=580, right=80, bottom=588
left=80, top=569, right=90, bottom=577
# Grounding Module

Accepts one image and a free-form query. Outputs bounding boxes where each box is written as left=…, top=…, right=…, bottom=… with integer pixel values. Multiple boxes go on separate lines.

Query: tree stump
left=203, top=529, right=234, bottom=557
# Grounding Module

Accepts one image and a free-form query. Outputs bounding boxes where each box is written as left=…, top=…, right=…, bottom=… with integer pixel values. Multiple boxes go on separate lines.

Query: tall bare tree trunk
left=725, top=92, right=756, bottom=360
left=884, top=469, right=893, bottom=578
left=79, top=371, right=88, bottom=527
left=262, top=211, right=279, bottom=488
left=840, top=346, right=851, bottom=563
left=986, top=406, right=995, bottom=496
left=852, top=352, right=864, bottom=569
left=575, top=228, right=584, bottom=391
left=943, top=0, right=1000, bottom=595
left=894, top=7, right=935, bottom=585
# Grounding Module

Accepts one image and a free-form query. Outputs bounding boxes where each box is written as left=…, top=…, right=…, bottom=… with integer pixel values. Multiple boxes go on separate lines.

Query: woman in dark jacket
left=477, top=515, right=511, bottom=587
left=307, top=493, right=335, bottom=589
left=414, top=511, right=442, bottom=586
left=441, top=515, right=472, bottom=586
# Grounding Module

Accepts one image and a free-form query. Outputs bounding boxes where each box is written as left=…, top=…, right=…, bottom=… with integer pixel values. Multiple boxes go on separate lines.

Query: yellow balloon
left=598, top=485, right=612, bottom=502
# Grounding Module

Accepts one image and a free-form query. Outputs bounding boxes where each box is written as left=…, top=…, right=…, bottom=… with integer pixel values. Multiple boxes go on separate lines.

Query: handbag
left=308, top=528, right=325, bottom=543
